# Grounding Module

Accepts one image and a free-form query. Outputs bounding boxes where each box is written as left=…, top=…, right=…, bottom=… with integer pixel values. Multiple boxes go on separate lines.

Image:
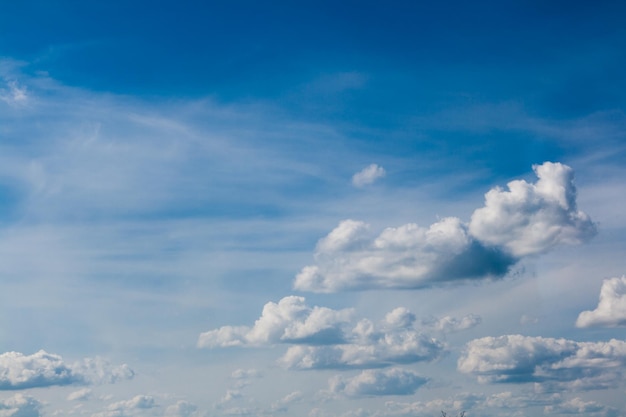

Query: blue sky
left=1, top=1, right=626, bottom=416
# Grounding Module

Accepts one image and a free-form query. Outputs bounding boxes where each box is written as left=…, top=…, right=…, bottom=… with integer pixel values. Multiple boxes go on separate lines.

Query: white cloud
left=0, top=394, right=42, bottom=417
left=294, top=217, right=514, bottom=292
left=67, top=388, right=92, bottom=401
left=469, top=162, right=596, bottom=257
left=271, top=391, right=303, bottom=412
left=352, top=164, right=386, bottom=187
left=294, top=162, right=595, bottom=292
left=197, top=296, right=354, bottom=348
left=329, top=368, right=428, bottom=397
left=576, top=276, right=626, bottom=328
left=458, top=335, right=626, bottom=391
left=0, top=80, right=28, bottom=106
left=92, top=395, right=157, bottom=417
left=0, top=350, right=133, bottom=390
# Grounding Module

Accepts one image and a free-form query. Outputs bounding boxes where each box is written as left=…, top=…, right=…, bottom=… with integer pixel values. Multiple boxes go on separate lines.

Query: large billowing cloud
left=458, top=335, right=626, bottom=391
left=328, top=368, right=428, bottom=397
left=198, top=298, right=448, bottom=369
left=576, top=276, right=626, bottom=328
left=0, top=350, right=134, bottom=390
left=294, top=162, right=595, bottom=292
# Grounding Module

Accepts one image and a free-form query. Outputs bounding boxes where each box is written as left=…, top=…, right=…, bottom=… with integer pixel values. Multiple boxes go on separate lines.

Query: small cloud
left=197, top=296, right=354, bottom=348
left=1, top=80, right=28, bottom=106
left=67, top=388, right=92, bottom=401
left=165, top=400, right=198, bottom=417
left=198, top=299, right=445, bottom=370
left=271, top=391, right=303, bottom=412
left=328, top=368, right=428, bottom=397
left=352, top=164, right=385, bottom=187
left=576, top=276, right=626, bottom=328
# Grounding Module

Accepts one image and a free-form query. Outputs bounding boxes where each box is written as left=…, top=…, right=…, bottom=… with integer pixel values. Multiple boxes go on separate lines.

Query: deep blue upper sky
left=3, top=0, right=625, bottom=110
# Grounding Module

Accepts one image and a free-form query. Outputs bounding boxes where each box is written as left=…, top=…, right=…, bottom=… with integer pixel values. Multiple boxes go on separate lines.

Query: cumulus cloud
left=329, top=368, right=428, bottom=397
left=0, top=394, right=42, bottom=417
left=198, top=298, right=445, bottom=369
left=197, top=296, right=354, bottom=348
left=294, top=162, right=595, bottom=292
left=576, top=276, right=626, bottom=328
left=67, top=388, right=92, bottom=401
left=0, top=350, right=134, bottom=390
left=469, top=162, right=596, bottom=257
left=352, top=164, right=385, bottom=187
left=458, top=335, right=626, bottom=391
left=92, top=395, right=157, bottom=417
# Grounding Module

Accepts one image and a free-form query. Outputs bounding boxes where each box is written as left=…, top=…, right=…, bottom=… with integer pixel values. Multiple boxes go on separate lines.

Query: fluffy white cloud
left=329, top=368, right=428, bottom=397
left=0, top=394, right=42, bottom=417
left=469, top=162, right=596, bottom=257
left=197, top=296, right=354, bottom=348
left=458, top=335, right=626, bottom=391
left=0, top=350, right=133, bottom=390
left=199, top=300, right=448, bottom=369
left=576, top=276, right=626, bottom=328
left=294, top=162, right=595, bottom=292
left=279, top=317, right=444, bottom=370
left=352, top=164, right=385, bottom=187
left=67, top=388, right=92, bottom=401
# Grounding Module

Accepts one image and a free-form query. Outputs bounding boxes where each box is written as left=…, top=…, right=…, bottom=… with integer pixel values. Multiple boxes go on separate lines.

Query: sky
left=1, top=1, right=626, bottom=416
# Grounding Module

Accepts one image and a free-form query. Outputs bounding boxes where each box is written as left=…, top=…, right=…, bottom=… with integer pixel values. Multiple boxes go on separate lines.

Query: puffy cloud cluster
left=0, top=394, right=42, bottom=417
left=199, top=298, right=447, bottom=369
left=352, top=164, right=386, bottom=187
left=0, top=350, right=134, bottom=390
left=458, top=335, right=626, bottom=390
left=329, top=368, right=428, bottom=397
left=295, top=162, right=596, bottom=292
left=544, top=397, right=618, bottom=416
left=197, top=296, right=354, bottom=348
left=576, top=276, right=626, bottom=328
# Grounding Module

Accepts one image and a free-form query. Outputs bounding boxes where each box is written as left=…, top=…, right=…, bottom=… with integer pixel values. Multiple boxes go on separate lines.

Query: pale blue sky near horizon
left=1, top=1, right=626, bottom=417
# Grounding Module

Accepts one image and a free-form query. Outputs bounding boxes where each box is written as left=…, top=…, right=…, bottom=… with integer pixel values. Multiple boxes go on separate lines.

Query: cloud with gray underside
left=458, top=334, right=626, bottom=391
left=0, top=350, right=134, bottom=390
left=295, top=162, right=596, bottom=292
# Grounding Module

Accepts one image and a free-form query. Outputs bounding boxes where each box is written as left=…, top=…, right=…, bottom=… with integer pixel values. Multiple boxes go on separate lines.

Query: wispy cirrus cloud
left=352, top=164, right=385, bottom=188
left=295, top=162, right=596, bottom=292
